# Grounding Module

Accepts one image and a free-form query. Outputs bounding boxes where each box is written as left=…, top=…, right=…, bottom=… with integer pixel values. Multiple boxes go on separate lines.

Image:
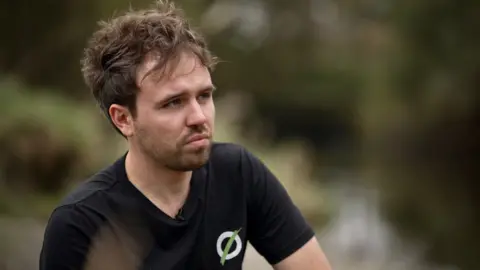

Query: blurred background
left=0, top=0, right=478, bottom=269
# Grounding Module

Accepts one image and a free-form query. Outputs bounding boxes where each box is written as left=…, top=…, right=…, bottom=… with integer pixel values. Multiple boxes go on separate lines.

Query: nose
left=186, top=100, right=207, bottom=127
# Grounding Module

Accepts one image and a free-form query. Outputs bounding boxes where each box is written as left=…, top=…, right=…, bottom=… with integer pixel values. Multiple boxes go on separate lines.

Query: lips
left=185, top=133, right=209, bottom=144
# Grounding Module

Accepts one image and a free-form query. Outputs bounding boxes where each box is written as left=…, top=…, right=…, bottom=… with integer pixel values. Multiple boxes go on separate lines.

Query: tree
left=364, top=1, right=480, bottom=269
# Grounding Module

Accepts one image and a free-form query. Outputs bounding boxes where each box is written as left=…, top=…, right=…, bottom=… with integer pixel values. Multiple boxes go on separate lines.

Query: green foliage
left=0, top=77, right=123, bottom=217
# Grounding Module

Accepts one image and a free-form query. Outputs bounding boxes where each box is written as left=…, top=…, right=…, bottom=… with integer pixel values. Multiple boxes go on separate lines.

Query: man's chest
left=139, top=188, right=249, bottom=269
left=141, top=227, right=247, bottom=270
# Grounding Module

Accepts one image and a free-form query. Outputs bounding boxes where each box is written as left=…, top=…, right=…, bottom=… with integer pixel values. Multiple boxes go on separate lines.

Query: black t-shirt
left=39, top=142, right=315, bottom=270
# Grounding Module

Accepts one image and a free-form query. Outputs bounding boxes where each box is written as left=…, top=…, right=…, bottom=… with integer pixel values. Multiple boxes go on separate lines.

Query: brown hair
left=81, top=0, right=218, bottom=135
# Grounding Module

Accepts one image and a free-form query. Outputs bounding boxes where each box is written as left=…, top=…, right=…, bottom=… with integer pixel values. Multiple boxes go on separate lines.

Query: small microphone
left=175, top=207, right=185, bottom=221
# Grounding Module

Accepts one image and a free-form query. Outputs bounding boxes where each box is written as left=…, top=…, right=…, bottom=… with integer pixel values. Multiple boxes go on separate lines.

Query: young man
left=39, top=1, right=332, bottom=269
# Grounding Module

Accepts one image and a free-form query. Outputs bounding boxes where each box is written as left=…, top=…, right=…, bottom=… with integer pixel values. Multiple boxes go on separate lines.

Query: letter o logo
left=216, top=231, right=242, bottom=262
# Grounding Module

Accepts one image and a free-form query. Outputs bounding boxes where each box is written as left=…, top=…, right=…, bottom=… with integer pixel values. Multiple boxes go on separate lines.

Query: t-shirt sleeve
left=241, top=148, right=315, bottom=265
left=39, top=205, right=96, bottom=270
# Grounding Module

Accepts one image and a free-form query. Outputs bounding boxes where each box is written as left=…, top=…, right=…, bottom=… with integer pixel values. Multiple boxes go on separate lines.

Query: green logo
left=216, top=228, right=242, bottom=266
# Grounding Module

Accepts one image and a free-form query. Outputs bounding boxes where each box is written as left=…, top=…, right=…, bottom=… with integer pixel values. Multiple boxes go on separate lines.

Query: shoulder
left=58, top=156, right=123, bottom=208
left=43, top=158, right=122, bottom=242
left=210, top=142, right=246, bottom=161
left=209, top=142, right=260, bottom=166
left=45, top=156, right=128, bottom=233
left=41, top=200, right=110, bottom=270
left=44, top=166, right=118, bottom=235
left=209, top=142, right=264, bottom=176
left=45, top=204, right=96, bottom=234
left=208, top=142, right=270, bottom=189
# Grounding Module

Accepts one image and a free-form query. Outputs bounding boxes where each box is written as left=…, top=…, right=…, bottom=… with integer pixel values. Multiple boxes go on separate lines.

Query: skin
left=109, top=51, right=215, bottom=217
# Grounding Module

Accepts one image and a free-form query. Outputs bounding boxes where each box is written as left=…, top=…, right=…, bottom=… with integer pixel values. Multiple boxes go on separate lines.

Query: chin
left=187, top=153, right=210, bottom=169
left=169, top=151, right=210, bottom=172
left=187, top=161, right=208, bottom=170
left=169, top=161, right=207, bottom=172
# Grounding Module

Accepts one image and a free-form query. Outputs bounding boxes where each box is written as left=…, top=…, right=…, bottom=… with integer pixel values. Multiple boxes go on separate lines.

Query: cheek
left=206, top=102, right=215, bottom=122
left=149, top=113, right=185, bottom=139
left=138, top=120, right=178, bottom=147
left=134, top=111, right=167, bottom=136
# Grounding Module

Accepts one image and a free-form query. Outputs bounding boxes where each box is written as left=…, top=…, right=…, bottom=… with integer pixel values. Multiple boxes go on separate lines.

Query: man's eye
left=164, top=99, right=182, bottom=108
left=198, top=92, right=212, bottom=100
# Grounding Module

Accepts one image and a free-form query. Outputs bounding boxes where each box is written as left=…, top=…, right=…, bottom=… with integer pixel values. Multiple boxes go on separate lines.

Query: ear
left=109, top=104, right=134, bottom=137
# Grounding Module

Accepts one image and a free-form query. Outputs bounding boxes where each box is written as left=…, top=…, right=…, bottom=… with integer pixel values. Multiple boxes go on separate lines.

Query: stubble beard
left=169, top=141, right=212, bottom=171
left=136, top=133, right=212, bottom=172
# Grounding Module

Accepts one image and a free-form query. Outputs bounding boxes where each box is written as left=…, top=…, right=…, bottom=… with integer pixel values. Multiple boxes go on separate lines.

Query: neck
left=124, top=147, right=191, bottom=212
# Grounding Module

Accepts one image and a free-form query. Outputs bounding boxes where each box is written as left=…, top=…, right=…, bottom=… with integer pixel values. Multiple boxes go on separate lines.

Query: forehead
left=136, top=52, right=212, bottom=94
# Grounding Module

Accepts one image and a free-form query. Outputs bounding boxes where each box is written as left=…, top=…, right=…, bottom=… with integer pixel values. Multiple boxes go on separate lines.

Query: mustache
left=189, top=124, right=208, bottom=133
left=183, top=126, right=211, bottom=142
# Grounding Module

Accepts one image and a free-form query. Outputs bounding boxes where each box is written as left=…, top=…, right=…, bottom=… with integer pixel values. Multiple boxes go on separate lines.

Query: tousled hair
left=81, top=0, right=218, bottom=135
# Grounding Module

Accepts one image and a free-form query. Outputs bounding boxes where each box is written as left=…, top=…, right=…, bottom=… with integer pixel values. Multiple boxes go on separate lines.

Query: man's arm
left=241, top=147, right=331, bottom=269
left=40, top=205, right=141, bottom=270
left=273, top=237, right=332, bottom=270
left=40, top=205, right=94, bottom=270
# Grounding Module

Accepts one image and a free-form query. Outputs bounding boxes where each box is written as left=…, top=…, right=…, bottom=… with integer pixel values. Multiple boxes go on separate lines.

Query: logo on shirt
left=216, top=228, right=242, bottom=266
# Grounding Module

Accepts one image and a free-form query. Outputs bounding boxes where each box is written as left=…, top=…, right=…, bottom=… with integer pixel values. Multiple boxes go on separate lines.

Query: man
left=39, top=1, right=332, bottom=269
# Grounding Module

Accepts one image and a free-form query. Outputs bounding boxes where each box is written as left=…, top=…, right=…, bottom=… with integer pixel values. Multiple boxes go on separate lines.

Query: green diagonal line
left=220, top=228, right=242, bottom=266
